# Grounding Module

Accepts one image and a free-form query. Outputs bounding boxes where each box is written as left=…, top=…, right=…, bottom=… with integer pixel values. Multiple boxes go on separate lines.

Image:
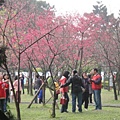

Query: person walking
left=90, top=68, right=102, bottom=110
left=82, top=72, right=90, bottom=111
left=61, top=70, right=84, bottom=113
left=59, top=71, right=70, bottom=113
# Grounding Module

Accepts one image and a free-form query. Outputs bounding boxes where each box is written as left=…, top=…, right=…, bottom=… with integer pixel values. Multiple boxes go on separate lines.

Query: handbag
left=60, top=96, right=67, bottom=105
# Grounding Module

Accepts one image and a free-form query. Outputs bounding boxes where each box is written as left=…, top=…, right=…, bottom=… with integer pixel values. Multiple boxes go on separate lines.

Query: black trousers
left=61, top=92, right=69, bottom=112
left=82, top=92, right=89, bottom=109
left=89, top=93, right=93, bottom=103
left=0, top=99, right=5, bottom=112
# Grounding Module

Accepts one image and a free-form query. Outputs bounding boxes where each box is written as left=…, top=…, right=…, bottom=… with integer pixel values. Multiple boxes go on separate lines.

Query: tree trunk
left=116, top=71, right=120, bottom=95
left=109, top=67, right=118, bottom=100
left=42, top=76, right=46, bottom=105
left=112, top=75, right=118, bottom=100
left=28, top=62, right=33, bottom=96
left=27, top=83, right=44, bottom=108
left=16, top=52, right=21, bottom=120
left=78, top=47, right=83, bottom=75
left=51, top=89, right=56, bottom=118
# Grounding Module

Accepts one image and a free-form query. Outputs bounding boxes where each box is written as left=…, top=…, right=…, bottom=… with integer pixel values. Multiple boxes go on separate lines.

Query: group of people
left=0, top=73, right=24, bottom=113
left=59, top=68, right=102, bottom=113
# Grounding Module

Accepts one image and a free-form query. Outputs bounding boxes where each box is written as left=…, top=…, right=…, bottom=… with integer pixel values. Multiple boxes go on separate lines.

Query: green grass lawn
left=8, top=89, right=120, bottom=120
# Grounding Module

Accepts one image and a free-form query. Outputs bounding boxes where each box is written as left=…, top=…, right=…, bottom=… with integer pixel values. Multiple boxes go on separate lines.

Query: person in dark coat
left=82, top=72, right=90, bottom=111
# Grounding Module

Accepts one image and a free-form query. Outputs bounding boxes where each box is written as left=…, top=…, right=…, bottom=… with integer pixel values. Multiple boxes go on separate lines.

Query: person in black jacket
left=82, top=72, right=90, bottom=111
left=61, top=69, right=84, bottom=113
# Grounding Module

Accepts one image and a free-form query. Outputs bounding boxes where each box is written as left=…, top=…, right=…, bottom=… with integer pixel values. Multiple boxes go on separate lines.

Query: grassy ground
left=8, top=89, right=120, bottom=120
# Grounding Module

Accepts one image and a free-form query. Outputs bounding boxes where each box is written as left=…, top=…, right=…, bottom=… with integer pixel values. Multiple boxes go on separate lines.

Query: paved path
left=89, top=103, right=120, bottom=108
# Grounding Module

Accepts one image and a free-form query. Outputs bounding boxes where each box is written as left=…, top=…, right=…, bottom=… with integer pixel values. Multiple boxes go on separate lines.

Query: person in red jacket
left=90, top=68, right=102, bottom=110
left=59, top=71, right=70, bottom=113
left=3, top=74, right=10, bottom=112
left=0, top=75, right=9, bottom=112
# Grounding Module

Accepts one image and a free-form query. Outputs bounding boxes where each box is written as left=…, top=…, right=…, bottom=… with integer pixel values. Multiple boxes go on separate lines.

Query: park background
left=0, top=0, right=120, bottom=120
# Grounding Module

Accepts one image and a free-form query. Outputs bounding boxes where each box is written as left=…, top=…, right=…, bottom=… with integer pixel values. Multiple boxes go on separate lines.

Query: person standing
left=20, top=73, right=25, bottom=94
left=109, top=73, right=113, bottom=90
left=0, top=75, right=9, bottom=112
left=34, top=74, right=42, bottom=103
left=82, top=72, right=90, bottom=111
left=38, top=76, right=43, bottom=104
left=91, top=68, right=102, bottom=110
left=13, top=76, right=22, bottom=103
left=88, top=74, right=93, bottom=104
left=3, top=74, right=10, bottom=112
left=59, top=71, right=70, bottom=113
left=61, top=70, right=84, bottom=113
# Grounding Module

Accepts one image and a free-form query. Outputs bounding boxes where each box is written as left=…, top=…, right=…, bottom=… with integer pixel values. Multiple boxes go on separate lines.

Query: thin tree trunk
left=109, top=68, right=118, bottom=100
left=51, top=89, right=56, bottom=118
left=17, top=50, right=21, bottom=120
left=27, top=83, right=44, bottom=108
left=78, top=47, right=83, bottom=75
left=28, top=62, right=33, bottom=96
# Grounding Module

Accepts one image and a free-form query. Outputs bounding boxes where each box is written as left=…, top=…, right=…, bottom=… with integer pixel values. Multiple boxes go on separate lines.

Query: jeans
left=61, top=92, right=69, bottom=112
left=38, top=90, right=42, bottom=103
left=4, top=99, right=7, bottom=112
left=72, top=92, right=82, bottom=112
left=21, top=84, right=24, bottom=94
left=93, top=89, right=102, bottom=110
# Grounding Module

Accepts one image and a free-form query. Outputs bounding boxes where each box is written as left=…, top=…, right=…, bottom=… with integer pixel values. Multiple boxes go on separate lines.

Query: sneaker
left=85, top=108, right=88, bottom=111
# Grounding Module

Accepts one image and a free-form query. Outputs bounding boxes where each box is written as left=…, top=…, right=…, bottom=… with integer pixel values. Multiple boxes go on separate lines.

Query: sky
left=44, top=0, right=120, bottom=17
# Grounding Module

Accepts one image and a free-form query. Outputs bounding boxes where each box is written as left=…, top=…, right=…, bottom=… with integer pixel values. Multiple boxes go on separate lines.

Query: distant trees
left=92, top=1, right=120, bottom=99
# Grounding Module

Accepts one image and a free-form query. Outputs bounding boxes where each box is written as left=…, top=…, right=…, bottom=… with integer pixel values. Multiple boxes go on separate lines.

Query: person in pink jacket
left=13, top=76, right=22, bottom=103
left=59, top=71, right=70, bottom=113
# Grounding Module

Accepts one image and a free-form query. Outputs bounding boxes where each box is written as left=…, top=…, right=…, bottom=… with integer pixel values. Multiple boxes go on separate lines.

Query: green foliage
left=36, top=1, right=51, bottom=12
left=47, top=77, right=54, bottom=89
left=93, top=1, right=108, bottom=18
left=93, top=1, right=115, bottom=23
left=32, top=67, right=42, bottom=72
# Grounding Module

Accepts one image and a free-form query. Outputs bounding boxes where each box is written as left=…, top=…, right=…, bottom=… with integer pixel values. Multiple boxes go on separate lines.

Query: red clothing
left=59, top=76, right=68, bottom=93
left=0, top=81, right=9, bottom=99
left=91, top=74, right=102, bottom=90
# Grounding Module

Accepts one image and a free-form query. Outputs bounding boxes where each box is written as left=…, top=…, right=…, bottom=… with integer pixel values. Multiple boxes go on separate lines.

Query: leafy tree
left=92, top=1, right=120, bottom=100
